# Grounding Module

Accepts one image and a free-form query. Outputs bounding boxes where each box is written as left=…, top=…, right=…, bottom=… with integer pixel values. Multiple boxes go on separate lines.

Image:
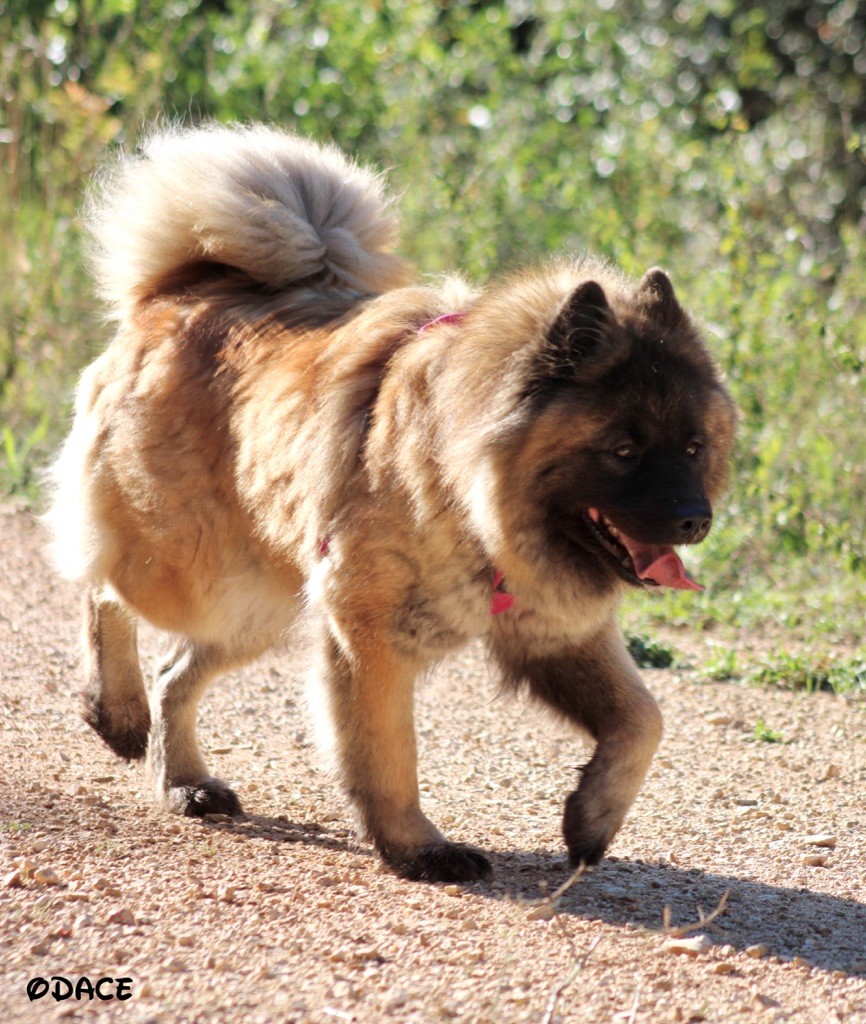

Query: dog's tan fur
left=48, top=124, right=735, bottom=881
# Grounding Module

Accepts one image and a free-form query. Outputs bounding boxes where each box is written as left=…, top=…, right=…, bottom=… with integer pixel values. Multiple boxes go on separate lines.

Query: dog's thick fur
left=47, top=124, right=736, bottom=881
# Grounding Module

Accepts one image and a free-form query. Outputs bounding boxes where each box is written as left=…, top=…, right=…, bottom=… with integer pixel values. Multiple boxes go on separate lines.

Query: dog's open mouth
left=585, top=508, right=702, bottom=592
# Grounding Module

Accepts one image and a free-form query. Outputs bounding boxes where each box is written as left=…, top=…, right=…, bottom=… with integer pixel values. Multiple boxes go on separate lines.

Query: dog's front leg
left=497, top=621, right=663, bottom=866
left=317, top=631, right=491, bottom=882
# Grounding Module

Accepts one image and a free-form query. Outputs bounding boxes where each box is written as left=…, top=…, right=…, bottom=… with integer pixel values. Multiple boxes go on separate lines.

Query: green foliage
left=752, top=719, right=785, bottom=744
left=751, top=651, right=866, bottom=695
left=690, top=646, right=866, bottom=694
left=626, top=634, right=676, bottom=669
left=1, top=0, right=865, bottom=650
left=0, top=820, right=32, bottom=833
left=699, top=647, right=740, bottom=683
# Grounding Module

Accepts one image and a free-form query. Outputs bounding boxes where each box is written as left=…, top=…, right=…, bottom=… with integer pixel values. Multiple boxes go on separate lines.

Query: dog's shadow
left=486, top=850, right=866, bottom=978
left=204, top=814, right=866, bottom=978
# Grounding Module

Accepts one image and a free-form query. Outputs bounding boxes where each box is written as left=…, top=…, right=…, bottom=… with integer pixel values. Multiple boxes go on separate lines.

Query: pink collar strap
left=490, top=567, right=516, bottom=615
left=418, top=312, right=466, bottom=333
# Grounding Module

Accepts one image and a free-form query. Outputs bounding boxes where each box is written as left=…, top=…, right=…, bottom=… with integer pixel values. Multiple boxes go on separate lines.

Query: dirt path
left=2, top=505, right=865, bottom=1023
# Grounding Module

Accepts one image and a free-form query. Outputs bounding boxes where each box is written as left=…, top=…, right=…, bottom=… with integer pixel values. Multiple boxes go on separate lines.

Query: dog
left=47, top=123, right=736, bottom=882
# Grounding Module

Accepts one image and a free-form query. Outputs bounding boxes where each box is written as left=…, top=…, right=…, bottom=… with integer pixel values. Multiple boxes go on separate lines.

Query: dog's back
left=46, top=125, right=420, bottom=634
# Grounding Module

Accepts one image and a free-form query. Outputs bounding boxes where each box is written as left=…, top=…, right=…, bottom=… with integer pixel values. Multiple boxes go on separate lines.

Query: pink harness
left=317, top=312, right=515, bottom=616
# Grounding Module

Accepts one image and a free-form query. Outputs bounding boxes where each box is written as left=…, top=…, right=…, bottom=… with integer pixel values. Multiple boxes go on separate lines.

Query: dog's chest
left=388, top=564, right=494, bottom=657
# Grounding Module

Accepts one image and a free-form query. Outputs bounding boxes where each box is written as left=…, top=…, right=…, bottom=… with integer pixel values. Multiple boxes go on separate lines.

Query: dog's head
left=465, top=265, right=737, bottom=594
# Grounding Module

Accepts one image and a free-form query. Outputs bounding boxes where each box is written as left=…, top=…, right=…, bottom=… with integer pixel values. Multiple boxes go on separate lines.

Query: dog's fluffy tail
left=87, top=122, right=410, bottom=319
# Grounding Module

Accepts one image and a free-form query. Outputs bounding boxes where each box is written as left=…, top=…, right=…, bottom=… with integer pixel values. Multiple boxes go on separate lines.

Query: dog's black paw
left=386, top=842, right=493, bottom=883
left=172, top=779, right=243, bottom=818
left=81, top=696, right=151, bottom=761
left=562, top=791, right=612, bottom=867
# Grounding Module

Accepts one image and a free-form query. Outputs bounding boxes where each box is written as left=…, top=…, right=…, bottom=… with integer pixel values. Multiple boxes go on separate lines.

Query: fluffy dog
left=47, top=124, right=736, bottom=881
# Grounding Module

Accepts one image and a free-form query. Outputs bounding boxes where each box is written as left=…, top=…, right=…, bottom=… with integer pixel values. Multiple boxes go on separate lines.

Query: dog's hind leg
left=317, top=631, right=491, bottom=883
left=495, top=621, right=663, bottom=867
left=146, top=639, right=243, bottom=818
left=81, top=587, right=151, bottom=760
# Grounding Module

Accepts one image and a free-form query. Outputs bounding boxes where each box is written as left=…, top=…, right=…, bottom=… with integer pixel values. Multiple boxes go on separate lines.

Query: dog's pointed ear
left=638, top=267, right=682, bottom=328
left=524, top=281, right=613, bottom=401
left=546, top=280, right=611, bottom=355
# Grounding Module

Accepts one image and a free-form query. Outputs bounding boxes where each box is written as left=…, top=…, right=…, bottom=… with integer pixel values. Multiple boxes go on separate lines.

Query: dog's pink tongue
left=632, top=547, right=703, bottom=591
left=587, top=509, right=703, bottom=591
left=618, top=525, right=703, bottom=591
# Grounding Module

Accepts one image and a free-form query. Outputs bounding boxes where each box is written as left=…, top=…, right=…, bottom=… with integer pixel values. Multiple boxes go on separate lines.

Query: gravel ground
left=2, top=504, right=865, bottom=1024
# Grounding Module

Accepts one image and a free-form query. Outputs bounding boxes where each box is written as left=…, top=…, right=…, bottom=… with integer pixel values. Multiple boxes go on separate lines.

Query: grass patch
left=750, top=652, right=866, bottom=696
left=689, top=647, right=866, bottom=695
left=626, top=634, right=676, bottom=669
left=752, top=719, right=785, bottom=744
left=0, top=820, right=32, bottom=833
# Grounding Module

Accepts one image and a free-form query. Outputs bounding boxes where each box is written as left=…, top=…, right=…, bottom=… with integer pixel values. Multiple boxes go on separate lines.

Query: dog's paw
left=385, top=842, right=493, bottom=883
left=164, top=779, right=243, bottom=818
left=81, top=695, right=151, bottom=761
left=562, top=790, right=614, bottom=867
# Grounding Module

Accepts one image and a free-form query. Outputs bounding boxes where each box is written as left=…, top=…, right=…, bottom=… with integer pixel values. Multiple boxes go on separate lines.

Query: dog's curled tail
left=87, top=122, right=410, bottom=319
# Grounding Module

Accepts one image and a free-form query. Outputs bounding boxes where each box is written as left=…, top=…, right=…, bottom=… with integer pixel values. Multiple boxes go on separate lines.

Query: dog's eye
left=613, top=444, right=636, bottom=461
left=686, top=440, right=703, bottom=457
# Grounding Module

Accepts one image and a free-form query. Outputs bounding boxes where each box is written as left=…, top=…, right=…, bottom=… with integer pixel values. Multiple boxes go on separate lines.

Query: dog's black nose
left=675, top=502, right=712, bottom=543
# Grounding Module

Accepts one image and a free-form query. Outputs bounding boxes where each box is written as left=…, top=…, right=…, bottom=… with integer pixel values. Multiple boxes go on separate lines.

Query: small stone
left=745, top=944, right=770, bottom=959
left=30, top=941, right=51, bottom=955
left=203, top=812, right=232, bottom=823
left=13, top=857, right=37, bottom=876
left=138, top=982, right=154, bottom=998
left=801, top=854, right=828, bottom=867
left=218, top=884, right=237, bottom=902
left=734, top=798, right=758, bottom=807
left=821, top=764, right=841, bottom=781
left=752, top=992, right=781, bottom=1010
left=791, top=957, right=812, bottom=970
left=34, top=867, right=62, bottom=886
left=30, top=839, right=50, bottom=853
left=177, top=934, right=195, bottom=947
left=443, top=885, right=463, bottom=897
left=164, top=956, right=188, bottom=973
left=803, top=834, right=837, bottom=848
left=63, top=891, right=90, bottom=902
left=662, top=935, right=710, bottom=957
left=527, top=902, right=557, bottom=921
left=107, top=907, right=136, bottom=926
left=706, top=713, right=731, bottom=726
left=74, top=914, right=94, bottom=930
left=48, top=922, right=74, bottom=938
left=384, top=987, right=408, bottom=1011
left=712, top=961, right=735, bottom=975
left=4, top=870, right=23, bottom=888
